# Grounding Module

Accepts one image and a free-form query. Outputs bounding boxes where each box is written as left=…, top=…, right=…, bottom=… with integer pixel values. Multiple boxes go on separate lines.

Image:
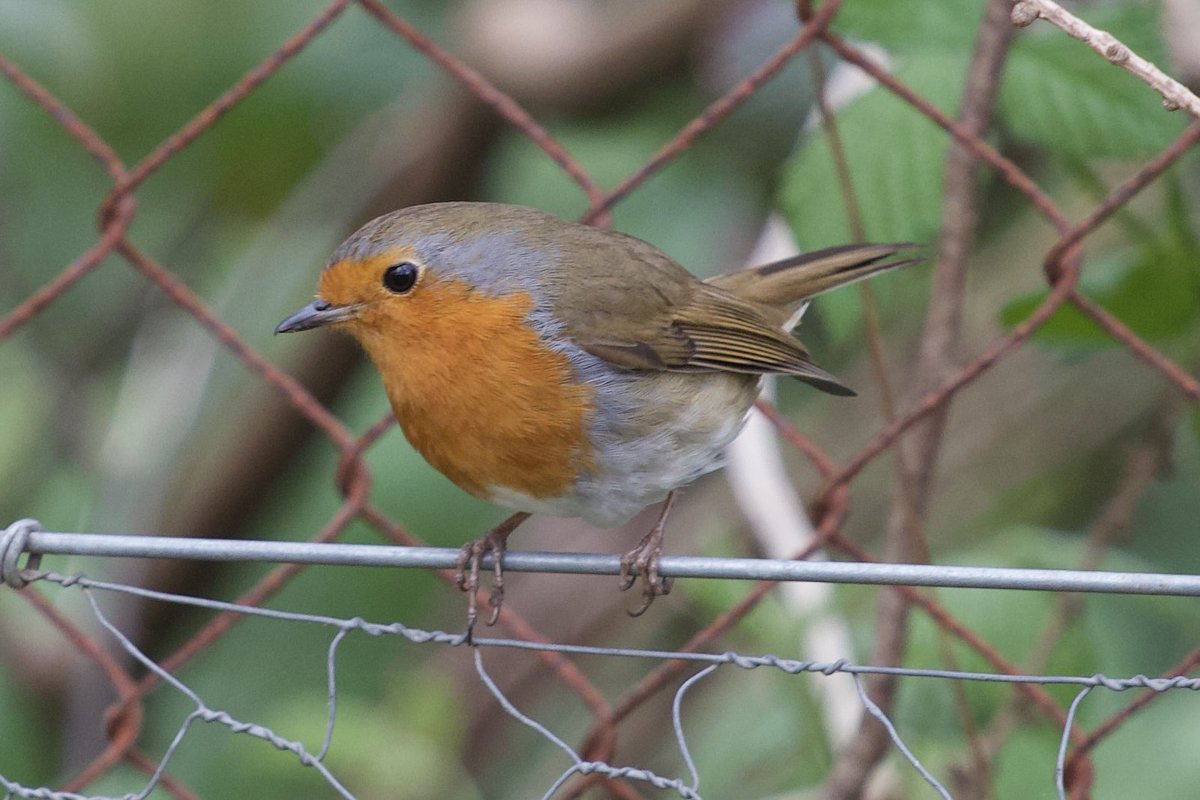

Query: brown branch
left=823, top=1, right=1016, bottom=796
left=804, top=40, right=915, bottom=499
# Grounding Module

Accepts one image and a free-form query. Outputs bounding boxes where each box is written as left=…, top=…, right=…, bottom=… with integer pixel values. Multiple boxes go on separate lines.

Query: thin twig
left=1011, top=0, right=1200, bottom=119
left=824, top=1, right=1016, bottom=796
left=726, top=219, right=861, bottom=748
left=804, top=42, right=924, bottom=544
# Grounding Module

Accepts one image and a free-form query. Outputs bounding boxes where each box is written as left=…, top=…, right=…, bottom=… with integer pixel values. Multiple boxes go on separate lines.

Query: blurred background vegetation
left=2, top=0, right=1199, bottom=797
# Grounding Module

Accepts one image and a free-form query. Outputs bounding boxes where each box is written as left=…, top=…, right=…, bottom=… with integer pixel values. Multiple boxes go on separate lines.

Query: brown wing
left=555, top=235, right=853, bottom=396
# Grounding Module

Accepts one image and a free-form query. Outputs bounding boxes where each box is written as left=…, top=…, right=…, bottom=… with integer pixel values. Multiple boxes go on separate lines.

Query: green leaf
left=1001, top=21, right=1187, bottom=158
left=1004, top=293, right=1113, bottom=346
left=1163, top=172, right=1200, bottom=261
left=1103, top=250, right=1200, bottom=340
left=777, top=50, right=964, bottom=346
left=1000, top=233, right=1200, bottom=348
left=1128, top=416, right=1200, bottom=574
left=832, top=0, right=983, bottom=51
left=777, top=51, right=969, bottom=249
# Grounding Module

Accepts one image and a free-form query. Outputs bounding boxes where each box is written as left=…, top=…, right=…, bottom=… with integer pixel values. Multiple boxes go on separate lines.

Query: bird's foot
left=619, top=492, right=676, bottom=617
left=456, top=511, right=530, bottom=632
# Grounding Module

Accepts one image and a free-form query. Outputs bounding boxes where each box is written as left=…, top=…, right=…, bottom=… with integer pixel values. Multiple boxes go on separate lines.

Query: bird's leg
left=619, top=491, right=676, bottom=617
left=456, top=511, right=531, bottom=630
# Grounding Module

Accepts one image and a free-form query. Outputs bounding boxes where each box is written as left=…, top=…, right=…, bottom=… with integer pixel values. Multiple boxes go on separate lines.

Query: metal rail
left=5, top=522, right=1200, bottom=597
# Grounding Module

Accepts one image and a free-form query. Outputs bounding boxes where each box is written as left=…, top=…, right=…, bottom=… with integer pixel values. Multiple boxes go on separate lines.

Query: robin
left=276, top=202, right=915, bottom=624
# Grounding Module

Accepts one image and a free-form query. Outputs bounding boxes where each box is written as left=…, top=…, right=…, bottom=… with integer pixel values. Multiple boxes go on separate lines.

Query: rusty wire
left=2, top=1, right=1199, bottom=797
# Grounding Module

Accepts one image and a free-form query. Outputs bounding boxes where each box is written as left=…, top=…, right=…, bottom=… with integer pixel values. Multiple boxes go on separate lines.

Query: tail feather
left=705, top=243, right=921, bottom=313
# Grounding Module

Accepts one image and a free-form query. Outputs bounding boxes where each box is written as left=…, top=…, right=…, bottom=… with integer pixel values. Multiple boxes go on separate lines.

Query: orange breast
left=348, top=276, right=593, bottom=500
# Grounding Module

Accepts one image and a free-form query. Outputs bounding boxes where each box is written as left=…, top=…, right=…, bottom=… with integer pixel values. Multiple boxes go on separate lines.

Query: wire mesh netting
left=2, top=1, right=1200, bottom=798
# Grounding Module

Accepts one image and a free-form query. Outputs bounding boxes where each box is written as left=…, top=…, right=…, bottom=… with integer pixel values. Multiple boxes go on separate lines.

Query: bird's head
left=276, top=202, right=565, bottom=341
left=275, top=220, right=433, bottom=342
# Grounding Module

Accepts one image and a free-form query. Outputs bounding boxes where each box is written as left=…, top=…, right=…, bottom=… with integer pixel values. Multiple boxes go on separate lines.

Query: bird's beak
left=274, top=300, right=360, bottom=334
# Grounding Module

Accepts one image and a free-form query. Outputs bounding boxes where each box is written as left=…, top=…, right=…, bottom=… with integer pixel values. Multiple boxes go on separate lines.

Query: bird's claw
left=619, top=534, right=672, bottom=617
left=618, top=493, right=676, bottom=616
left=456, top=531, right=506, bottom=632
left=455, top=512, right=530, bottom=634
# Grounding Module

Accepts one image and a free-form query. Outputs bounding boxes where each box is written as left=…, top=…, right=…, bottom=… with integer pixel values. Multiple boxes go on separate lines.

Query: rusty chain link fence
left=3, top=1, right=1200, bottom=798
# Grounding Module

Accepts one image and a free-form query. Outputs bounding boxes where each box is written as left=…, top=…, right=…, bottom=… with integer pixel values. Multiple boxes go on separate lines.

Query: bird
left=276, top=202, right=916, bottom=625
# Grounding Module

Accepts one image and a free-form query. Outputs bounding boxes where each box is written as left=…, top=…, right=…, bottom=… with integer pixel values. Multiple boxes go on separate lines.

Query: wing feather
left=555, top=236, right=858, bottom=396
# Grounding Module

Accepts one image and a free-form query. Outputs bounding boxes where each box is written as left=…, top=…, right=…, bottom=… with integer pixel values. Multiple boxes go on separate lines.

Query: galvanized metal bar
left=16, top=530, right=1200, bottom=597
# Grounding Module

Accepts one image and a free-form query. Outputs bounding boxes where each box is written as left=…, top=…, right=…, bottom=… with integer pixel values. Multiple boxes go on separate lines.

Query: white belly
left=487, top=365, right=760, bottom=527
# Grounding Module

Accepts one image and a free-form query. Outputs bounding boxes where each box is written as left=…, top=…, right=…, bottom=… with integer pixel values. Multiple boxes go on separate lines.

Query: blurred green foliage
left=2, top=0, right=1200, bottom=798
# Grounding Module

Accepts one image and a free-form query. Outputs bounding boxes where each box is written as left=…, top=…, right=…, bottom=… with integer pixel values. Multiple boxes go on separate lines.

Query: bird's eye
left=382, top=262, right=420, bottom=294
